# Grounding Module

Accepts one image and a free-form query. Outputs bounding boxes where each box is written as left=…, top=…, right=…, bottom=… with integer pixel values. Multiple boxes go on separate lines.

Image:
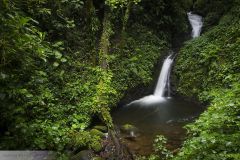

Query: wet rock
left=71, top=150, right=93, bottom=160
left=120, top=124, right=140, bottom=141
left=93, top=125, right=108, bottom=132
left=124, top=131, right=138, bottom=141
left=166, top=119, right=174, bottom=124
left=120, top=124, right=138, bottom=134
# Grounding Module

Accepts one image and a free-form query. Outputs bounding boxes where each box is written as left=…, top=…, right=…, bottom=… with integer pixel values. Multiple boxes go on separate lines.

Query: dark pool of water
left=112, top=96, right=204, bottom=155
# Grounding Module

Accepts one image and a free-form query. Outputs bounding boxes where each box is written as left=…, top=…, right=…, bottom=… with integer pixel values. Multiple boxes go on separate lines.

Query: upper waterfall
left=187, top=12, right=203, bottom=38
left=154, top=54, right=173, bottom=97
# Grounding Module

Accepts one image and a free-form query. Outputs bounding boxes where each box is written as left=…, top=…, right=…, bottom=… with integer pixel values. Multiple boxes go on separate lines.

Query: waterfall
left=126, top=54, right=174, bottom=106
left=154, top=55, right=173, bottom=97
left=153, top=13, right=203, bottom=97
left=187, top=12, right=203, bottom=38
left=126, top=13, right=203, bottom=106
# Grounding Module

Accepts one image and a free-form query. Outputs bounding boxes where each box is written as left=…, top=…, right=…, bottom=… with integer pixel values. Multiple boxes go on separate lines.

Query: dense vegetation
left=173, top=1, right=240, bottom=159
left=0, top=0, right=189, bottom=154
left=0, top=0, right=239, bottom=159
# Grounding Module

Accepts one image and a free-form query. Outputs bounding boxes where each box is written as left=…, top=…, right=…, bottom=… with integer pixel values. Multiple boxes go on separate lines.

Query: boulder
left=90, top=129, right=105, bottom=138
left=120, top=124, right=140, bottom=141
left=91, top=142, right=103, bottom=153
left=120, top=124, right=138, bottom=134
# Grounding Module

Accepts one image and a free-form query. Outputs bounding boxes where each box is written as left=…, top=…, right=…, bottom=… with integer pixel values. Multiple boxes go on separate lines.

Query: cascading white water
left=126, top=13, right=203, bottom=106
left=152, top=13, right=202, bottom=98
left=126, top=54, right=174, bottom=106
left=187, top=12, right=203, bottom=38
left=154, top=55, right=173, bottom=97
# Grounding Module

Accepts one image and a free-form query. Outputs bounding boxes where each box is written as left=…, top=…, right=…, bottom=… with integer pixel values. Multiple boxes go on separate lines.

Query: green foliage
left=173, top=3, right=240, bottom=160
left=110, top=23, right=168, bottom=101
left=72, top=130, right=102, bottom=152
left=106, top=0, right=140, bottom=8
left=136, top=135, right=173, bottom=160
left=0, top=0, right=170, bottom=152
left=174, top=85, right=240, bottom=160
left=6, top=0, right=238, bottom=158
left=153, top=135, right=173, bottom=160
left=0, top=0, right=101, bottom=150
left=193, top=0, right=235, bottom=28
left=132, top=0, right=192, bottom=36
left=174, top=4, right=240, bottom=97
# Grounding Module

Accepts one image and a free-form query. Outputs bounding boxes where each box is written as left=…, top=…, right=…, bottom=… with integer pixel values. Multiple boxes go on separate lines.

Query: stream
left=112, top=97, right=203, bottom=155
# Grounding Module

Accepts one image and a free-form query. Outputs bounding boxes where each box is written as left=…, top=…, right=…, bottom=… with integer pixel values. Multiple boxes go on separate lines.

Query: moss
left=90, top=141, right=103, bottom=153
left=121, top=124, right=138, bottom=133
left=90, top=129, right=105, bottom=138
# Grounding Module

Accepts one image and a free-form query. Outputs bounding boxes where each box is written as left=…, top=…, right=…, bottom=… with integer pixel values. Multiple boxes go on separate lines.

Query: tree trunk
left=120, top=2, right=132, bottom=48
left=99, top=7, right=112, bottom=69
left=85, top=0, right=94, bottom=21
left=97, top=5, right=133, bottom=159
left=85, top=0, right=98, bottom=66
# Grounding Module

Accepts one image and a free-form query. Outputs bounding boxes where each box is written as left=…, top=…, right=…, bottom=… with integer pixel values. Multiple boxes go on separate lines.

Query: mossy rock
left=120, top=124, right=140, bottom=140
left=90, top=142, right=103, bottom=153
left=93, top=125, right=108, bottom=132
left=90, top=129, right=105, bottom=138
left=120, top=124, right=138, bottom=133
